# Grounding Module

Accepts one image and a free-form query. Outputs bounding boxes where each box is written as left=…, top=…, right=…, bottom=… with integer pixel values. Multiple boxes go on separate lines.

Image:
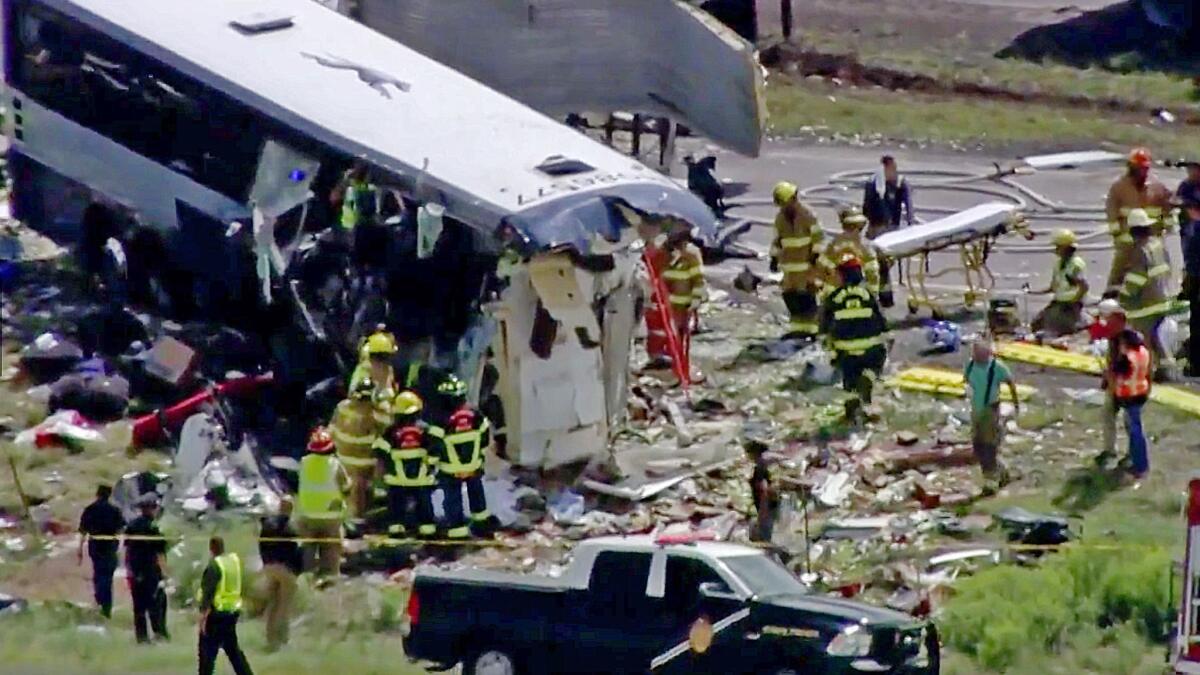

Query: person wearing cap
left=329, top=376, right=390, bottom=521
left=1105, top=148, right=1174, bottom=286
left=1031, top=229, right=1089, bottom=336
left=435, top=375, right=494, bottom=539
left=1108, top=208, right=1175, bottom=378
left=295, top=426, right=350, bottom=579
left=820, top=253, right=889, bottom=423
left=124, top=493, right=169, bottom=643
left=374, top=390, right=445, bottom=538
left=820, top=207, right=881, bottom=295
left=349, top=325, right=397, bottom=402
left=862, top=155, right=914, bottom=307
left=771, top=181, right=825, bottom=340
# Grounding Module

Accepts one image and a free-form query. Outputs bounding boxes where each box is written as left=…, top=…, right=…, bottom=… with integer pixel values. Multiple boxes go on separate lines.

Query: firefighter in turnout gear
left=329, top=377, right=390, bottom=521
left=821, top=254, right=889, bottom=424
left=1110, top=209, right=1176, bottom=378
left=349, top=327, right=397, bottom=402
left=374, top=391, right=444, bottom=538
left=1105, top=148, right=1175, bottom=288
left=1031, top=229, right=1089, bottom=337
left=821, top=207, right=880, bottom=295
left=771, top=181, right=825, bottom=340
left=436, top=376, right=494, bottom=539
left=295, top=427, right=350, bottom=578
left=661, top=222, right=706, bottom=376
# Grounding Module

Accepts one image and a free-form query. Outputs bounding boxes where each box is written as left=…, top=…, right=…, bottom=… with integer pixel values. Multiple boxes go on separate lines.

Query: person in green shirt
left=964, top=340, right=1020, bottom=493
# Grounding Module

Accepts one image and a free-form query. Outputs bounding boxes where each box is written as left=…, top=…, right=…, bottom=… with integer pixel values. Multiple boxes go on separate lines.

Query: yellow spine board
left=884, top=366, right=1034, bottom=401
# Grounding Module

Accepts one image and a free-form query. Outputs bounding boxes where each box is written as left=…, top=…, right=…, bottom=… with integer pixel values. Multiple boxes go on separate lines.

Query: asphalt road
left=678, top=138, right=1188, bottom=322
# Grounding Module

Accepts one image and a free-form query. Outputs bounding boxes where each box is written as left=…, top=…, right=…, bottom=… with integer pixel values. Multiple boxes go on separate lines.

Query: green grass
left=765, top=81, right=1200, bottom=156
left=797, top=30, right=1199, bottom=108
left=0, top=599, right=429, bottom=675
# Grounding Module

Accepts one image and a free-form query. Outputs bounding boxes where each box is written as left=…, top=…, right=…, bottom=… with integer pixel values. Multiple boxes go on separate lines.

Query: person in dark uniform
left=124, top=494, right=169, bottom=643
left=746, top=440, right=778, bottom=543
left=77, top=484, right=124, bottom=618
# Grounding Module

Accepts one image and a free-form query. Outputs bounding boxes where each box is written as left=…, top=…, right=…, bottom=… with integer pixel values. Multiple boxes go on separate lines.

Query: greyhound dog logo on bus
left=301, top=52, right=411, bottom=99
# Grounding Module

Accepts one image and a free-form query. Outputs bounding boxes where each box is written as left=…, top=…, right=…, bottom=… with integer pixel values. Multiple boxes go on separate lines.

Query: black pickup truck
left=404, top=534, right=939, bottom=675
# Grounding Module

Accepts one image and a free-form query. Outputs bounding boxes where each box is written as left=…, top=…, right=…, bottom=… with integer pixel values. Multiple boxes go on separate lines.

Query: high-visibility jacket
left=1051, top=254, right=1087, bottom=303
left=440, top=406, right=492, bottom=477
left=1113, top=344, right=1151, bottom=399
left=297, top=454, right=349, bottom=521
left=772, top=204, right=824, bottom=292
left=1105, top=174, right=1175, bottom=245
left=661, top=244, right=706, bottom=313
left=330, top=399, right=389, bottom=469
left=820, top=283, right=888, bottom=356
left=374, top=422, right=444, bottom=488
left=1115, top=241, right=1172, bottom=320
left=340, top=181, right=379, bottom=231
left=212, top=553, right=243, bottom=613
left=819, top=234, right=880, bottom=293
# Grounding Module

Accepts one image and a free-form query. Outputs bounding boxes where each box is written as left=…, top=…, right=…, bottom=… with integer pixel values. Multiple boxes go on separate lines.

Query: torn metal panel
left=354, top=0, right=766, bottom=157
left=493, top=248, right=642, bottom=468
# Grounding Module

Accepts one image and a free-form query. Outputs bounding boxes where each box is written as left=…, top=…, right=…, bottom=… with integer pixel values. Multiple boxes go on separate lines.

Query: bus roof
left=47, top=0, right=716, bottom=252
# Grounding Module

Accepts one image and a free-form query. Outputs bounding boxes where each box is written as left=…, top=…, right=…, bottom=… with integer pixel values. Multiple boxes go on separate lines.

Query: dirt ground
left=759, top=0, right=1117, bottom=52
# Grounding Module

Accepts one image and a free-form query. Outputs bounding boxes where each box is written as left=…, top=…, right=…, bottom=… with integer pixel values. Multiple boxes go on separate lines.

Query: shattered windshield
left=723, top=555, right=808, bottom=598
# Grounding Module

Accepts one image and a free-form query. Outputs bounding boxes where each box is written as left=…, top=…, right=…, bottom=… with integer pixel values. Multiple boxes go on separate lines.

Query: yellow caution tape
left=86, top=533, right=513, bottom=547
left=885, top=366, right=1034, bottom=401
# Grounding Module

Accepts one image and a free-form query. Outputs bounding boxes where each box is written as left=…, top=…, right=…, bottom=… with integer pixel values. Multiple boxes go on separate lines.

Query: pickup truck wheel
left=464, top=648, right=520, bottom=675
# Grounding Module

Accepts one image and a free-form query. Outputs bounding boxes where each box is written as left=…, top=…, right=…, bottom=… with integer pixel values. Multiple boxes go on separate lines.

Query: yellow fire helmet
left=1052, top=229, right=1077, bottom=248
left=772, top=181, right=799, bottom=207
left=392, top=390, right=424, bottom=416
left=364, top=331, right=397, bottom=356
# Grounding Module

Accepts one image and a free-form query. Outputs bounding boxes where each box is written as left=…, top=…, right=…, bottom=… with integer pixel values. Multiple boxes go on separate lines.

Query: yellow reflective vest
left=297, top=454, right=348, bottom=520
left=1051, top=254, right=1087, bottom=303
left=213, top=553, right=243, bottom=613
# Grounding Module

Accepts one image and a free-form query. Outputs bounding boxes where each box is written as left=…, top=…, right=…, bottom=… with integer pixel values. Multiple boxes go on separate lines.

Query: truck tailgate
left=405, top=569, right=567, bottom=667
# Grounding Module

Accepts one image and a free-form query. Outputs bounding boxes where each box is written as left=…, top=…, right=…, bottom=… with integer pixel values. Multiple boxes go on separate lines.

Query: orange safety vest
left=1113, top=345, right=1151, bottom=399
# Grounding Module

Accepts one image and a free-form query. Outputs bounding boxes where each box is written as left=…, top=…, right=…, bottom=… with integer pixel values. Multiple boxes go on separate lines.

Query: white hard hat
left=1097, top=299, right=1124, bottom=316
left=1126, top=208, right=1155, bottom=229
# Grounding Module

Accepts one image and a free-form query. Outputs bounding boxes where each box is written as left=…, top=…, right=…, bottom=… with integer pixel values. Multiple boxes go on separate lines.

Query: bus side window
left=8, top=0, right=263, bottom=203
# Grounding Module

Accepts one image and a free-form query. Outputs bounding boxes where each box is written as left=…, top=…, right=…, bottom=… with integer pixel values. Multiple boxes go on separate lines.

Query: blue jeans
left=1121, top=402, right=1149, bottom=475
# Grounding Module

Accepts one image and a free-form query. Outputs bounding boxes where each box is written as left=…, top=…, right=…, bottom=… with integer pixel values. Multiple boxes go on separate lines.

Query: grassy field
left=765, top=81, right=1200, bottom=156
left=797, top=30, right=1199, bottom=109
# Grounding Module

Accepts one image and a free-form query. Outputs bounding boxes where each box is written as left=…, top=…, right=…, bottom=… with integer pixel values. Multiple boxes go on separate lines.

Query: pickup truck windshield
left=723, top=554, right=808, bottom=597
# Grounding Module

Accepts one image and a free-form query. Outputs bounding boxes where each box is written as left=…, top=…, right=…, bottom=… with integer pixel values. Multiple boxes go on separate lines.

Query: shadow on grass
left=1053, top=464, right=1124, bottom=512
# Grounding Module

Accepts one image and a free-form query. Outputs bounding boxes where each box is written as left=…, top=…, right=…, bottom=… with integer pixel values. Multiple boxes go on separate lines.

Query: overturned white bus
left=1, top=0, right=717, bottom=466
